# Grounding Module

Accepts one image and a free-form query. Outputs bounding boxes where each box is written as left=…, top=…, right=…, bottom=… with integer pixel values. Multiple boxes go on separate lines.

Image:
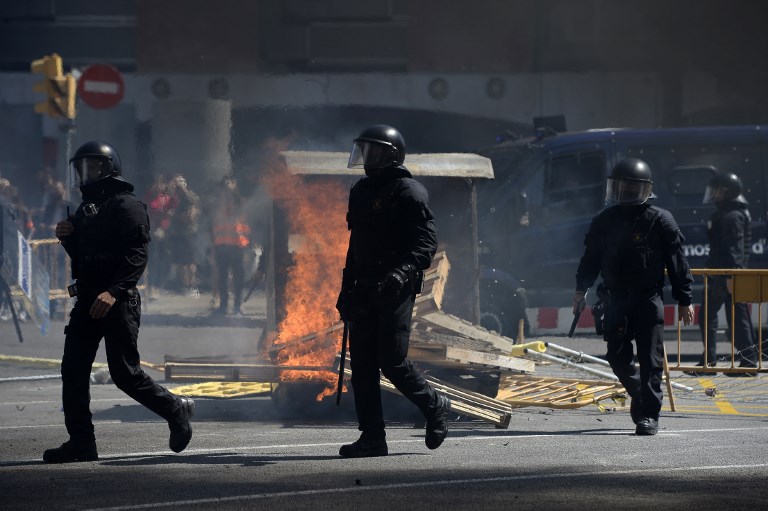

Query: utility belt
left=593, top=284, right=661, bottom=337
left=355, top=270, right=425, bottom=294
left=68, top=283, right=138, bottom=301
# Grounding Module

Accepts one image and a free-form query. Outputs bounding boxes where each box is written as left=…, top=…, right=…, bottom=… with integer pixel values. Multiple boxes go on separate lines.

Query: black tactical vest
left=708, top=203, right=752, bottom=268
left=600, top=205, right=665, bottom=291
left=347, top=177, right=408, bottom=275
left=71, top=193, right=141, bottom=285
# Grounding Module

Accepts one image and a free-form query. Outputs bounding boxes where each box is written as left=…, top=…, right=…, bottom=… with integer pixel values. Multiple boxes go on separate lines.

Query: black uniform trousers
left=603, top=290, right=665, bottom=421
left=62, top=291, right=180, bottom=443
left=349, top=284, right=438, bottom=436
left=214, top=244, right=245, bottom=312
left=699, top=276, right=756, bottom=364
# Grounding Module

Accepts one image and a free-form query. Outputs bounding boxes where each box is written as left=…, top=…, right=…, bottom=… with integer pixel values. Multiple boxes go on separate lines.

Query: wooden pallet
left=337, top=366, right=513, bottom=428
left=496, top=375, right=625, bottom=410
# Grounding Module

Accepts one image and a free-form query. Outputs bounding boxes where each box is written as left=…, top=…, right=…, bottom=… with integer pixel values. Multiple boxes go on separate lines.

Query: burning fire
left=262, top=166, right=350, bottom=400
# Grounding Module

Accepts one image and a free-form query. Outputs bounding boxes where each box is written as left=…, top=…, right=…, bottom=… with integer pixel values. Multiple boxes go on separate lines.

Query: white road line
left=84, top=463, right=768, bottom=511
left=0, top=421, right=123, bottom=430
left=3, top=426, right=766, bottom=465
left=0, top=397, right=134, bottom=406
left=0, top=375, right=61, bottom=382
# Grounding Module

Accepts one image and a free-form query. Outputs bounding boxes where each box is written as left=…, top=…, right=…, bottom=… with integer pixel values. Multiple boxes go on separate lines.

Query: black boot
left=726, top=359, right=758, bottom=378
left=43, top=440, right=98, bottom=463
left=684, top=360, right=718, bottom=377
left=169, top=396, right=195, bottom=453
left=635, top=418, right=659, bottom=436
left=339, top=432, right=388, bottom=458
left=425, top=395, right=450, bottom=450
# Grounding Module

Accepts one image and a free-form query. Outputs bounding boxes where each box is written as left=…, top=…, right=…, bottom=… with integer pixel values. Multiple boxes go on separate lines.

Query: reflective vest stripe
left=213, top=221, right=250, bottom=247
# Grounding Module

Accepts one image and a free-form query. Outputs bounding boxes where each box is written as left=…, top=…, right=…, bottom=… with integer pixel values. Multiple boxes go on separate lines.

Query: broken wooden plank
left=496, top=374, right=625, bottom=410
left=341, top=366, right=512, bottom=428
left=410, top=328, right=496, bottom=353
left=421, top=312, right=517, bottom=353
left=444, top=346, right=534, bottom=373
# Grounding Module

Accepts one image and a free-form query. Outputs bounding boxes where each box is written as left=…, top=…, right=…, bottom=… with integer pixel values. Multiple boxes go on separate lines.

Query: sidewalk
left=142, top=287, right=265, bottom=317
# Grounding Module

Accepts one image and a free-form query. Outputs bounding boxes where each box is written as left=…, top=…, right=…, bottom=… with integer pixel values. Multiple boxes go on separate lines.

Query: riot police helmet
left=347, top=125, right=406, bottom=171
left=69, top=140, right=122, bottom=190
left=606, top=158, right=654, bottom=205
left=703, top=171, right=744, bottom=204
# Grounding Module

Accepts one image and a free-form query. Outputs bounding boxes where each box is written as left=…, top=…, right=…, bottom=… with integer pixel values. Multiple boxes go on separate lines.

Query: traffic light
left=31, top=53, right=77, bottom=120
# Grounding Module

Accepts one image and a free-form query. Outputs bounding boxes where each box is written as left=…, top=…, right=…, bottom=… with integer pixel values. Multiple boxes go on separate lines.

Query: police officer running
left=44, top=141, right=194, bottom=463
left=694, top=171, right=758, bottom=375
left=336, top=125, right=450, bottom=457
left=574, top=158, right=694, bottom=436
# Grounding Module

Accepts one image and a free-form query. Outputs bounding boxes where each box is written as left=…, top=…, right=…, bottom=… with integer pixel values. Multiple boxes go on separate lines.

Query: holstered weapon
left=336, top=320, right=349, bottom=406
left=592, top=284, right=609, bottom=336
left=411, top=269, right=425, bottom=297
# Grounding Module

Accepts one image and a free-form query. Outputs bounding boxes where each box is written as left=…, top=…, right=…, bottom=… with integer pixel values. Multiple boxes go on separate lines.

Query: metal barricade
left=28, top=238, right=70, bottom=301
left=669, top=268, right=767, bottom=376
left=28, top=238, right=150, bottom=305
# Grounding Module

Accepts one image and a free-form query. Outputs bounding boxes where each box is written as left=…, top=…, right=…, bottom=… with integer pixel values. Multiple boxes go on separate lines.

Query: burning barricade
left=164, top=151, right=536, bottom=425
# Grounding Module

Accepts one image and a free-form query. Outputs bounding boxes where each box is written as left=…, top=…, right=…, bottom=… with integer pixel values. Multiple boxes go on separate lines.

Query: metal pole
left=542, top=342, right=693, bottom=392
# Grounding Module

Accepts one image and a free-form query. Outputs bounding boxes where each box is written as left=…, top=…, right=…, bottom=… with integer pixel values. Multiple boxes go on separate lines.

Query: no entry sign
left=77, top=64, right=125, bottom=110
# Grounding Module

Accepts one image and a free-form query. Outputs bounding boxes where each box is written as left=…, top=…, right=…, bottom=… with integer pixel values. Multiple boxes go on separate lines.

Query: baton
left=336, top=320, right=349, bottom=406
left=568, top=289, right=588, bottom=338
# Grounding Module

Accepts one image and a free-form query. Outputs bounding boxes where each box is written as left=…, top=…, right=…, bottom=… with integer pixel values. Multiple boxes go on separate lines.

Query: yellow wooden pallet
left=497, top=374, right=625, bottom=410
left=169, top=381, right=272, bottom=398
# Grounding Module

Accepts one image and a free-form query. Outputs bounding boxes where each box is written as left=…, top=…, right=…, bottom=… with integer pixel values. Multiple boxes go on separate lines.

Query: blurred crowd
left=0, top=167, right=267, bottom=318
left=143, top=172, right=265, bottom=315
left=0, top=131, right=298, bottom=320
left=0, top=168, right=68, bottom=240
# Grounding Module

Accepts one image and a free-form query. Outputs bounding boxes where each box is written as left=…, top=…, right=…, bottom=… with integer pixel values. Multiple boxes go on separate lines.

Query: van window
left=667, top=165, right=718, bottom=199
left=544, top=151, right=606, bottom=222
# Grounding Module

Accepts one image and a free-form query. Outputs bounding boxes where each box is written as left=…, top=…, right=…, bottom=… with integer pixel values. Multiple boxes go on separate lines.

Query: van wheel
left=480, top=312, right=504, bottom=334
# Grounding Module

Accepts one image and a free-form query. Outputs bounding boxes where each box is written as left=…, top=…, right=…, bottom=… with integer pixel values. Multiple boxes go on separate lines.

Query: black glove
left=336, top=268, right=355, bottom=322
left=377, top=263, right=415, bottom=302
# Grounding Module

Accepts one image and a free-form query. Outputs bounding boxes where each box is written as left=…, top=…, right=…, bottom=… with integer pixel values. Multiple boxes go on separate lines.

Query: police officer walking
left=695, top=171, right=758, bottom=374
left=574, top=158, right=694, bottom=436
left=336, top=125, right=450, bottom=457
left=44, top=141, right=194, bottom=463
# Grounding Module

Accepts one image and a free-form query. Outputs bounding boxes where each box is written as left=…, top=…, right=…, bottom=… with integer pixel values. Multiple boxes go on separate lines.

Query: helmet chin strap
left=364, top=167, right=386, bottom=178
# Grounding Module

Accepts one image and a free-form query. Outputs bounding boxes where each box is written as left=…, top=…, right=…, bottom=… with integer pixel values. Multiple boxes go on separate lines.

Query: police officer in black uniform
left=44, top=141, right=194, bottom=463
left=336, top=125, right=450, bottom=457
left=696, top=171, right=758, bottom=374
left=574, top=158, right=694, bottom=436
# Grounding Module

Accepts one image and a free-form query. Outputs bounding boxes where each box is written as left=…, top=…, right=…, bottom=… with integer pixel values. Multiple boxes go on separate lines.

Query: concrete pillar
left=150, top=100, right=232, bottom=191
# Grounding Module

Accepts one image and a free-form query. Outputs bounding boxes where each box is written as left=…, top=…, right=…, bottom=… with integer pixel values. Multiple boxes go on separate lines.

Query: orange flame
left=262, top=167, right=350, bottom=400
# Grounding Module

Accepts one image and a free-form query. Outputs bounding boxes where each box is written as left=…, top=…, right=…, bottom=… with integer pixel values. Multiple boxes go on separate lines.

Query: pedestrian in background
left=336, top=124, right=450, bottom=457
left=210, top=175, right=250, bottom=316
left=143, top=173, right=174, bottom=291
left=574, top=158, right=694, bottom=436
left=694, top=171, right=758, bottom=376
left=45, top=141, right=194, bottom=463
left=167, top=173, right=200, bottom=297
left=36, top=167, right=68, bottom=239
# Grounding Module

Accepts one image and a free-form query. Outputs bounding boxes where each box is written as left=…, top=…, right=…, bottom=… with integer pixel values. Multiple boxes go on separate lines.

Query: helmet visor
left=347, top=139, right=392, bottom=169
left=606, top=178, right=653, bottom=205
left=70, top=157, right=111, bottom=189
left=702, top=185, right=727, bottom=204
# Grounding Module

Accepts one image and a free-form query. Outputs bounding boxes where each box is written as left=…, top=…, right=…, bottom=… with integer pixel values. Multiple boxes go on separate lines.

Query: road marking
left=0, top=397, right=134, bottom=407
left=697, top=379, right=741, bottom=414
left=0, top=374, right=61, bottom=382
left=0, top=421, right=125, bottom=430
left=3, top=425, right=763, bottom=462
left=84, top=462, right=768, bottom=511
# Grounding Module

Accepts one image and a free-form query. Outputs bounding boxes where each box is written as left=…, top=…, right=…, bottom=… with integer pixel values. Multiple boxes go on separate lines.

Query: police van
left=476, top=125, right=768, bottom=337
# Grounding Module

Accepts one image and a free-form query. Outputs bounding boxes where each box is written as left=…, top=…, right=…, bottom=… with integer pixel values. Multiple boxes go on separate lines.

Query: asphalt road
left=1, top=291, right=767, bottom=510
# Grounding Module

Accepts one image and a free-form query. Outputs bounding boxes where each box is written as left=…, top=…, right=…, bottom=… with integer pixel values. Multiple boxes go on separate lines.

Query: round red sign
left=77, top=64, right=125, bottom=110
